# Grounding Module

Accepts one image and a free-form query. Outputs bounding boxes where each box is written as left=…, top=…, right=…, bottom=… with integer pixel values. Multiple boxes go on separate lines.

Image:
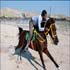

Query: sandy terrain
left=0, top=21, right=70, bottom=70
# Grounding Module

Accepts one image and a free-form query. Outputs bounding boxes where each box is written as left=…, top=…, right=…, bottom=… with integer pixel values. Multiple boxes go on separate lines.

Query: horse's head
left=45, top=18, right=59, bottom=45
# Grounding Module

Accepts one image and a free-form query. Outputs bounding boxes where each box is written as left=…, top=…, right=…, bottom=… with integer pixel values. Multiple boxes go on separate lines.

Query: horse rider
left=25, top=10, right=49, bottom=50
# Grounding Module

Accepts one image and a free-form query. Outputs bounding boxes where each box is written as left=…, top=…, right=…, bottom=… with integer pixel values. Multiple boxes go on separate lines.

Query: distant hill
left=0, top=8, right=70, bottom=21
left=0, top=8, right=23, bottom=18
left=0, top=8, right=38, bottom=19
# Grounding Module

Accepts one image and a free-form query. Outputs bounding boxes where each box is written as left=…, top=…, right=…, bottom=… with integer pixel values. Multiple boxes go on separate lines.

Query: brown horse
left=15, top=18, right=59, bottom=70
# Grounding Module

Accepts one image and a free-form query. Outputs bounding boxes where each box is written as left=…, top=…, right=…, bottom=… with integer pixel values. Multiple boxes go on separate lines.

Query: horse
left=15, top=18, right=59, bottom=70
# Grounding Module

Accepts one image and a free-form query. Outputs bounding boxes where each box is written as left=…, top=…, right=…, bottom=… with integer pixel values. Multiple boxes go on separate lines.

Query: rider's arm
left=25, top=18, right=34, bottom=49
left=38, top=15, right=44, bottom=31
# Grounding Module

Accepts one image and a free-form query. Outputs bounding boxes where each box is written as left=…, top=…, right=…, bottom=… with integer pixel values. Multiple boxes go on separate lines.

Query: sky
left=1, top=1, right=70, bottom=16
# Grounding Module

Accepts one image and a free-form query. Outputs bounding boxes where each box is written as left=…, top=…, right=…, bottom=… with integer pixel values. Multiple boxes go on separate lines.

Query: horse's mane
left=45, top=17, right=55, bottom=28
left=48, top=18, right=55, bottom=24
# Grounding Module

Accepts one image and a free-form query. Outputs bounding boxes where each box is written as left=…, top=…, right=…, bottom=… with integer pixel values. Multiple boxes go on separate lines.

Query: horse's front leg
left=43, top=48, right=59, bottom=68
left=36, top=42, right=46, bottom=70
left=38, top=50, right=46, bottom=70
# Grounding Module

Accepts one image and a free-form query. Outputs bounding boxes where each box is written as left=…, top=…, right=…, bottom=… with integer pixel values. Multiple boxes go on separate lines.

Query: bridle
left=33, top=23, right=56, bottom=43
left=45, top=23, right=57, bottom=38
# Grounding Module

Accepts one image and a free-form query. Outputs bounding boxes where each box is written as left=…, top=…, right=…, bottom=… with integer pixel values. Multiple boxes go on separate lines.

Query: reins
left=33, top=23, right=55, bottom=43
left=45, top=24, right=55, bottom=38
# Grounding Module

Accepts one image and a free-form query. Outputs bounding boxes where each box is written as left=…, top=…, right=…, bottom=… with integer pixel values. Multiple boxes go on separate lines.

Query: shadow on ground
left=14, top=48, right=43, bottom=70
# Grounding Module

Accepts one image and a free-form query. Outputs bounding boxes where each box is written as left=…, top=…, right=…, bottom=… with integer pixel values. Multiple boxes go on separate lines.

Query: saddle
left=25, top=29, right=46, bottom=43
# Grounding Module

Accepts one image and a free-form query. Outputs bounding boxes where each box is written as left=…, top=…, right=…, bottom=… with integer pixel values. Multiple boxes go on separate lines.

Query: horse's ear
left=47, top=17, right=55, bottom=24
left=50, top=17, right=55, bottom=23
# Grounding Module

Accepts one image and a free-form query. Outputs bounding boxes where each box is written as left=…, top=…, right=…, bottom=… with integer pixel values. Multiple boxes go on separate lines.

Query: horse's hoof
left=56, top=67, right=62, bottom=70
left=56, top=64, right=59, bottom=68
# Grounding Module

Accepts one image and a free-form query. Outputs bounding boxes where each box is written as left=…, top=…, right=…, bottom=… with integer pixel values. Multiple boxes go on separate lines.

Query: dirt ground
left=0, top=21, right=70, bottom=70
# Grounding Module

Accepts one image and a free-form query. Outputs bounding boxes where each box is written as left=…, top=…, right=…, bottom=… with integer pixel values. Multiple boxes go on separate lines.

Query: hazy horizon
left=1, top=1, right=70, bottom=16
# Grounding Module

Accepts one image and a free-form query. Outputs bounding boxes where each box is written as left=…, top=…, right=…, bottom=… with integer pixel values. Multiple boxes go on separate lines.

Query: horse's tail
left=18, top=27, right=23, bottom=35
left=15, top=27, right=24, bottom=50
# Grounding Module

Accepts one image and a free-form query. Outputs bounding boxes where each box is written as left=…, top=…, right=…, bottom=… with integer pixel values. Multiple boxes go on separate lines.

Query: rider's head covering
left=41, top=10, right=47, bottom=16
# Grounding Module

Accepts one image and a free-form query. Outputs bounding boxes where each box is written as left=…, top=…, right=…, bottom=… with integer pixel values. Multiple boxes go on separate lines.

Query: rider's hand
left=44, top=28, right=48, bottom=32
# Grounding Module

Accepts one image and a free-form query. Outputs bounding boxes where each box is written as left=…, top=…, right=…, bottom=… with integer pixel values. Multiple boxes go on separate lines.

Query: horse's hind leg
left=15, top=39, right=24, bottom=50
left=19, top=40, right=27, bottom=60
left=43, top=48, right=59, bottom=68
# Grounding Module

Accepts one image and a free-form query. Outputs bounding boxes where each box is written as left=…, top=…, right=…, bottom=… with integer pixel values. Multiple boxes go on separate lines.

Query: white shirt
left=32, top=15, right=49, bottom=31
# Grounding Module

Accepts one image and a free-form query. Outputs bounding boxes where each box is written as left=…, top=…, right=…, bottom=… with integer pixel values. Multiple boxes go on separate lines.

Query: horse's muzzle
left=53, top=36, right=59, bottom=45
